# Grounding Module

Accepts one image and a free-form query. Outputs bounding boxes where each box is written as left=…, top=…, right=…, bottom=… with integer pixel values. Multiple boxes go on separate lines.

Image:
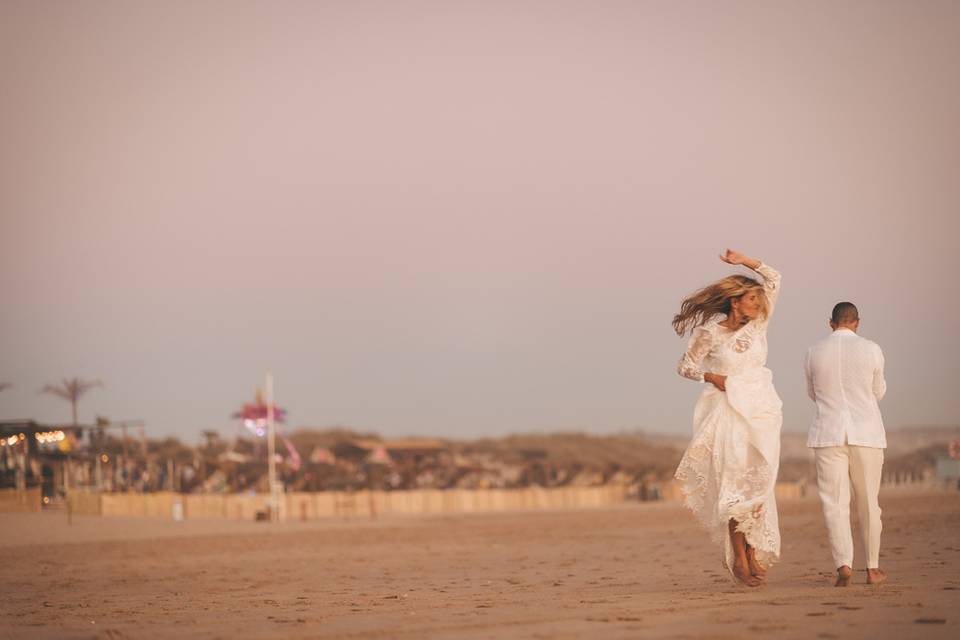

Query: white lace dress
left=674, top=264, right=783, bottom=574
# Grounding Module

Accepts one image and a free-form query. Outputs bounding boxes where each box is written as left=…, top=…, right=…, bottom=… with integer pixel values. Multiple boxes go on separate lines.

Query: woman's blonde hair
left=672, top=275, right=768, bottom=336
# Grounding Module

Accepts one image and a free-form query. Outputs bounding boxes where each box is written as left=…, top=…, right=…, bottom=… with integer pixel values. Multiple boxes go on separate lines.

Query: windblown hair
left=672, top=275, right=768, bottom=336
left=831, top=301, right=859, bottom=325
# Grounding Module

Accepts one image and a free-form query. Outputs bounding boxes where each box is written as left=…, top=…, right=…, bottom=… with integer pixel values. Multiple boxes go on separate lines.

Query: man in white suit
left=805, top=302, right=888, bottom=586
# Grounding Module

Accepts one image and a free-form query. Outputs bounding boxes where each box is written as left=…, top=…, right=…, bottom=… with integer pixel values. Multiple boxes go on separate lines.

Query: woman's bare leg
left=745, top=543, right=767, bottom=578
left=729, top=519, right=763, bottom=587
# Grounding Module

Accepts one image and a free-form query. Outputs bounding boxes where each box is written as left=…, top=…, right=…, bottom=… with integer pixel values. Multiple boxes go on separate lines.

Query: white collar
left=832, top=328, right=856, bottom=336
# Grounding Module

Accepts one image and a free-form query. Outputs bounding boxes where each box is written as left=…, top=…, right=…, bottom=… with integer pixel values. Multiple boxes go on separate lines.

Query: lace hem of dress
left=675, top=432, right=780, bottom=574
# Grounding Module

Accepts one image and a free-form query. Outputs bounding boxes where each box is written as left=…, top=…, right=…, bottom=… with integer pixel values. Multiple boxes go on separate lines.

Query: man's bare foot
left=733, top=558, right=763, bottom=587
left=867, top=568, right=887, bottom=585
left=834, top=565, right=852, bottom=587
left=746, top=546, right=767, bottom=579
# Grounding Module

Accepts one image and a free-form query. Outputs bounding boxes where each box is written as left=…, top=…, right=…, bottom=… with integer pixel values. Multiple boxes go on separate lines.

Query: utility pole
left=121, top=423, right=129, bottom=490
left=140, top=426, right=150, bottom=491
left=266, top=372, right=279, bottom=522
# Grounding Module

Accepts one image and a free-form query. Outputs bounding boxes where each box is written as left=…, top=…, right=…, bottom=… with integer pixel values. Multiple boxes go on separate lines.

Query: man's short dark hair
left=831, top=302, right=859, bottom=324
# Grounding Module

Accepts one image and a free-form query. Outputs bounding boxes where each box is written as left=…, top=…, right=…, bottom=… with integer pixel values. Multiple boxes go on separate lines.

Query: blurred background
left=1, top=1, right=958, bottom=506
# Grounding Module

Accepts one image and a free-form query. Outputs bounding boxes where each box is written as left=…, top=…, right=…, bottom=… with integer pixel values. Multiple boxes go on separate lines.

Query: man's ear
left=829, top=319, right=837, bottom=330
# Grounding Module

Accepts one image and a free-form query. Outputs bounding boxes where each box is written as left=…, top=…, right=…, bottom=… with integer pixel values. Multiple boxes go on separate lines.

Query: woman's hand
left=704, top=372, right=727, bottom=391
left=719, top=249, right=760, bottom=270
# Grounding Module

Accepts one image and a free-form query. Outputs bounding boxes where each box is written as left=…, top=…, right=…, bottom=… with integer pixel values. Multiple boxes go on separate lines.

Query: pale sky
left=2, top=1, right=958, bottom=443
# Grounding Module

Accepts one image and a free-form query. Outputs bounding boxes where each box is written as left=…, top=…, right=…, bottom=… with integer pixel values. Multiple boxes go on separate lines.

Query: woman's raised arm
left=720, top=248, right=780, bottom=313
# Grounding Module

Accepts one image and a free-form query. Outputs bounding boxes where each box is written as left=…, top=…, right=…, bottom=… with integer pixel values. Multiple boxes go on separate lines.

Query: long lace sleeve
left=677, top=325, right=714, bottom=382
left=755, top=263, right=781, bottom=317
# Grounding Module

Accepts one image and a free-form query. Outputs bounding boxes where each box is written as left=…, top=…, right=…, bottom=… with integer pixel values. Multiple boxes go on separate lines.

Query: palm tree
left=40, top=377, right=102, bottom=425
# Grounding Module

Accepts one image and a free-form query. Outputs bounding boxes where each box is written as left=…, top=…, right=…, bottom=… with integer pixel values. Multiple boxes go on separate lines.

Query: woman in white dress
left=673, top=249, right=783, bottom=587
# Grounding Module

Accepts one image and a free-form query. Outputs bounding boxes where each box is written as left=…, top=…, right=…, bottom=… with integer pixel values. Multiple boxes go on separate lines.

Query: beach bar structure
left=0, top=420, right=87, bottom=506
left=0, top=418, right=152, bottom=507
left=334, top=437, right=449, bottom=465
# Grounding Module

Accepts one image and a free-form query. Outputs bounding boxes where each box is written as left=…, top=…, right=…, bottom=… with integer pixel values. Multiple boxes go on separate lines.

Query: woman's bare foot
left=835, top=565, right=852, bottom=587
left=867, top=568, right=887, bottom=585
left=733, top=558, right=764, bottom=587
left=746, top=545, right=767, bottom=579
left=728, top=519, right=763, bottom=587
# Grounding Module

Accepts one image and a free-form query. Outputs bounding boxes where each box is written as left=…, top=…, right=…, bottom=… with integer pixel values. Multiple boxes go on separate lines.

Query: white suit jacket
left=805, top=328, right=887, bottom=448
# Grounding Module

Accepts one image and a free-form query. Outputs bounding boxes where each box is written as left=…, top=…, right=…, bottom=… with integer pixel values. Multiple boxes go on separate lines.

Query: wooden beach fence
left=0, top=487, right=42, bottom=512
left=40, top=482, right=810, bottom=519
left=59, top=486, right=632, bottom=520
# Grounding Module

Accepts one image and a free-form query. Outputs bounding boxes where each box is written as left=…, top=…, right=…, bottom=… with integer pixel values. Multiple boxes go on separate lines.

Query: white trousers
left=813, top=445, right=884, bottom=569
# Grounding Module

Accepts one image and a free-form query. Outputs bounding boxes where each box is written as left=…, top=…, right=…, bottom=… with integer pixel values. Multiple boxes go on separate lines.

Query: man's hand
left=704, top=373, right=727, bottom=391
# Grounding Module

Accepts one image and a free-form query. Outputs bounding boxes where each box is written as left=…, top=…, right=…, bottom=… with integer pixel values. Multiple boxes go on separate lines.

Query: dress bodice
left=698, top=321, right=769, bottom=377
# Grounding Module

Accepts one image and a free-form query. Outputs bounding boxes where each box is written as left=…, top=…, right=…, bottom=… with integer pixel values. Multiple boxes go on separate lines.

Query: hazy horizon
left=2, top=1, right=959, bottom=443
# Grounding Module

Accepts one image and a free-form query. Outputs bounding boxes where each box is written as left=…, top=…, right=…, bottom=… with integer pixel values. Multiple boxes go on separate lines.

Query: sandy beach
left=2, top=491, right=958, bottom=639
